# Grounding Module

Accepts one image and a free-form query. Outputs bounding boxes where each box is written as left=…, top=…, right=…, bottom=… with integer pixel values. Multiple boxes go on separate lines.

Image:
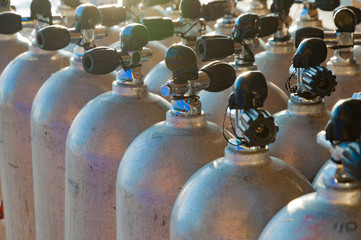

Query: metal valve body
left=0, top=43, right=70, bottom=240
left=169, top=140, right=314, bottom=240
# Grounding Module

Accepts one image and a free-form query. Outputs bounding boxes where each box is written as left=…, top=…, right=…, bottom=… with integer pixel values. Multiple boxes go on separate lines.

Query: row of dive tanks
left=0, top=0, right=360, bottom=239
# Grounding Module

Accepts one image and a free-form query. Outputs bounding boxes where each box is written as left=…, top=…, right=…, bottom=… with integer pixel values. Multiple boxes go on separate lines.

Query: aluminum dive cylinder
left=196, top=14, right=289, bottom=129
left=31, top=4, right=116, bottom=240
left=255, top=0, right=296, bottom=94
left=143, top=0, right=219, bottom=98
left=0, top=1, right=28, bottom=73
left=169, top=70, right=314, bottom=240
left=64, top=23, right=170, bottom=240
left=269, top=38, right=337, bottom=181
left=116, top=45, right=237, bottom=240
left=0, top=1, right=70, bottom=239
left=259, top=98, right=361, bottom=240
left=313, top=94, right=361, bottom=190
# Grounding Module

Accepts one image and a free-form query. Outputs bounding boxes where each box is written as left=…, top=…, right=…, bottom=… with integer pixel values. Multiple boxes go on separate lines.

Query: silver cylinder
left=64, top=82, right=169, bottom=240
left=255, top=39, right=295, bottom=94
left=260, top=164, right=361, bottom=239
left=269, top=95, right=331, bottom=181
left=0, top=34, right=28, bottom=73
left=169, top=141, right=314, bottom=240
left=0, top=43, right=70, bottom=240
left=198, top=65, right=289, bottom=127
left=116, top=112, right=227, bottom=240
left=31, top=55, right=114, bottom=240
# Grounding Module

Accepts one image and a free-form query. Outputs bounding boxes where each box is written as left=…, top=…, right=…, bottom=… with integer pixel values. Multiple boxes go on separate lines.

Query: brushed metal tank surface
left=169, top=144, right=314, bottom=240
left=65, top=84, right=170, bottom=240
left=198, top=66, right=289, bottom=127
left=323, top=71, right=361, bottom=110
left=269, top=98, right=331, bottom=181
left=0, top=219, right=5, bottom=240
left=312, top=159, right=335, bottom=189
left=116, top=112, right=227, bottom=240
left=0, top=34, right=28, bottom=74
left=255, top=41, right=295, bottom=94
left=0, top=45, right=70, bottom=240
left=31, top=59, right=114, bottom=240
left=260, top=178, right=361, bottom=239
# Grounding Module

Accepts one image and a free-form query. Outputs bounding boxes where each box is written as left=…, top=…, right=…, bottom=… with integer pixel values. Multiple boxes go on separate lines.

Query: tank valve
left=196, top=14, right=279, bottom=66
left=288, top=38, right=336, bottom=99
left=0, top=0, right=64, bottom=35
left=318, top=98, right=361, bottom=182
left=269, top=0, right=294, bottom=42
left=228, top=71, right=279, bottom=147
left=37, top=4, right=127, bottom=51
left=82, top=23, right=151, bottom=85
left=141, top=0, right=228, bottom=45
left=162, top=44, right=236, bottom=115
left=293, top=0, right=339, bottom=23
left=296, top=6, right=361, bottom=59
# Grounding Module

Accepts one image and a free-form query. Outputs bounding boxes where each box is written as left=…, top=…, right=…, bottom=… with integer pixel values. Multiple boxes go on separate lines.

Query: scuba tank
left=116, top=45, right=237, bottom=240
left=297, top=7, right=361, bottom=109
left=237, top=0, right=270, bottom=15
left=0, top=1, right=70, bottom=240
left=31, top=4, right=119, bottom=240
left=196, top=13, right=288, bottom=129
left=64, top=23, right=170, bottom=240
left=143, top=0, right=224, bottom=97
left=0, top=0, right=28, bottom=73
left=260, top=98, right=361, bottom=240
left=269, top=37, right=336, bottom=181
left=169, top=70, right=314, bottom=240
left=255, top=0, right=295, bottom=94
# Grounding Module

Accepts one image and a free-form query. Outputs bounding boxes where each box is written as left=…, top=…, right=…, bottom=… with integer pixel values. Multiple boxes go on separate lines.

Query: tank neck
left=318, top=164, right=361, bottom=205
left=70, top=46, right=85, bottom=70
left=215, top=15, right=235, bottom=36
left=224, top=138, right=270, bottom=165
left=288, top=94, right=326, bottom=114
left=165, top=110, right=207, bottom=128
left=266, top=39, right=294, bottom=54
left=112, top=81, right=148, bottom=97
left=233, top=63, right=258, bottom=73
left=327, top=49, right=360, bottom=75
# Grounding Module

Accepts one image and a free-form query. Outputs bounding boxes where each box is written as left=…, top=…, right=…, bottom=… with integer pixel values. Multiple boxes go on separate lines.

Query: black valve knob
left=0, top=0, right=9, bottom=7
left=302, top=66, right=336, bottom=98
left=232, top=13, right=261, bottom=41
left=82, top=47, right=120, bottom=75
left=143, top=0, right=172, bottom=7
left=259, top=15, right=279, bottom=38
left=333, top=7, right=357, bottom=32
left=121, top=23, right=149, bottom=52
left=37, top=25, right=70, bottom=50
left=0, top=12, right=22, bottom=34
left=200, top=61, right=236, bottom=92
left=98, top=5, right=126, bottom=27
left=141, top=17, right=174, bottom=41
left=229, top=71, right=268, bottom=109
left=196, top=35, right=234, bottom=61
left=335, top=6, right=361, bottom=24
left=325, top=98, right=361, bottom=142
left=315, top=0, right=339, bottom=11
left=165, top=44, right=198, bottom=83
left=31, top=0, right=52, bottom=19
left=293, top=37, right=327, bottom=68
left=180, top=0, right=202, bottom=19
left=61, top=0, right=81, bottom=9
left=271, top=0, right=294, bottom=13
left=201, top=0, right=231, bottom=22
left=75, top=3, right=101, bottom=31
left=342, top=141, right=361, bottom=182
left=295, top=27, right=324, bottom=47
